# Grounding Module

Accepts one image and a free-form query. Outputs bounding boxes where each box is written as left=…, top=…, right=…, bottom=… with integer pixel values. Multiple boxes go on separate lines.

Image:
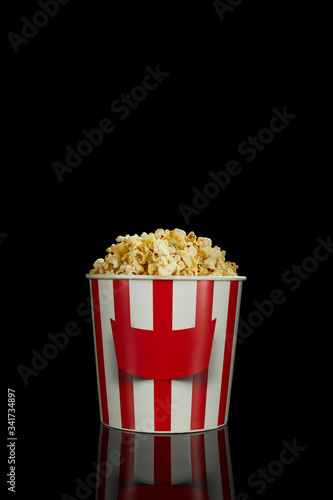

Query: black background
left=2, top=1, right=330, bottom=499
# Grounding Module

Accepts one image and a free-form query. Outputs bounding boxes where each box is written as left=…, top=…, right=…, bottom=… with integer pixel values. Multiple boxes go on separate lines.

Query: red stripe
left=153, top=281, right=172, bottom=431
left=190, top=281, right=215, bottom=430
left=97, top=425, right=109, bottom=500
left=154, top=436, right=171, bottom=485
left=154, top=379, right=172, bottom=431
left=113, top=280, right=131, bottom=328
left=191, top=368, right=209, bottom=430
left=218, top=428, right=232, bottom=500
left=218, top=281, right=239, bottom=426
left=118, top=368, right=135, bottom=430
left=190, top=434, right=208, bottom=491
left=195, top=281, right=215, bottom=331
left=91, top=280, right=109, bottom=426
left=119, top=432, right=136, bottom=488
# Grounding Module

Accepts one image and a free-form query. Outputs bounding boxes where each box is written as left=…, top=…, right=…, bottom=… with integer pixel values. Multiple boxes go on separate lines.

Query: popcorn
left=90, top=228, right=238, bottom=276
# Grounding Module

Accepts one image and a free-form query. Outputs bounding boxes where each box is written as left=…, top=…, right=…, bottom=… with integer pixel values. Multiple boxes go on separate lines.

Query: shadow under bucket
left=86, top=275, right=246, bottom=433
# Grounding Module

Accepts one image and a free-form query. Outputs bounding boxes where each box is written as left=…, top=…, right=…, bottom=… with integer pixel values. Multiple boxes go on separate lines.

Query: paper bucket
left=96, top=423, right=235, bottom=499
left=86, top=275, right=246, bottom=433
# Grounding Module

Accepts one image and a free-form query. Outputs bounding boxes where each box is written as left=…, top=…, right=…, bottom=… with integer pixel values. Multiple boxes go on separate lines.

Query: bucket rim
left=86, top=273, right=247, bottom=281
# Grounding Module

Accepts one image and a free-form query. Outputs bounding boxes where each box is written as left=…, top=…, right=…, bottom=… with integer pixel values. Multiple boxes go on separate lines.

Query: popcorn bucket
left=96, top=422, right=235, bottom=499
left=86, top=275, right=246, bottom=433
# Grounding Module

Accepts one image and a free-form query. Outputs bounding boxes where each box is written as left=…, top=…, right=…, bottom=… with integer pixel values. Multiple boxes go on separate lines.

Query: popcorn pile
left=90, top=229, right=238, bottom=277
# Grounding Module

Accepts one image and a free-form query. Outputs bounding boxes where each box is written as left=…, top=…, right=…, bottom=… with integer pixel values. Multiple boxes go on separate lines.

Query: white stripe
left=205, top=429, right=224, bottom=500
left=171, top=281, right=196, bottom=432
left=129, top=280, right=153, bottom=329
left=99, top=280, right=121, bottom=428
left=224, top=282, right=243, bottom=423
left=98, top=278, right=115, bottom=319
left=205, top=281, right=230, bottom=429
left=134, top=433, right=154, bottom=485
left=171, top=376, right=193, bottom=432
left=171, top=434, right=192, bottom=485
left=172, top=281, right=197, bottom=330
left=133, top=377, right=155, bottom=433
left=90, top=280, right=102, bottom=421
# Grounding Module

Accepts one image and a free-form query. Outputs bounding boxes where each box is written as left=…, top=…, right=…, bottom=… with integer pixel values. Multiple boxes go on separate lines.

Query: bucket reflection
left=96, top=423, right=235, bottom=499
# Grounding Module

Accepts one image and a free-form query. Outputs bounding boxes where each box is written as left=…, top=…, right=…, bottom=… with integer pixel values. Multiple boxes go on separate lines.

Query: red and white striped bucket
left=87, top=275, right=246, bottom=433
left=96, top=423, right=234, bottom=499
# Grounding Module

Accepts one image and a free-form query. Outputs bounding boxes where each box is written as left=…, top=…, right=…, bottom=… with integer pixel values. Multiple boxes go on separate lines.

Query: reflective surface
left=95, top=424, right=234, bottom=500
